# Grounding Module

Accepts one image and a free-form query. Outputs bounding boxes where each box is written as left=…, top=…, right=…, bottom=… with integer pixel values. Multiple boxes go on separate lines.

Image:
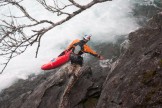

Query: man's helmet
left=83, top=35, right=92, bottom=41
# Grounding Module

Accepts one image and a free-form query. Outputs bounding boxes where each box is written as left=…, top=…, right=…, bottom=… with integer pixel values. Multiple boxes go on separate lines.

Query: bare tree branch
left=7, top=0, right=38, bottom=22
left=69, top=0, right=85, bottom=9
left=37, top=0, right=72, bottom=16
left=0, top=0, right=112, bottom=74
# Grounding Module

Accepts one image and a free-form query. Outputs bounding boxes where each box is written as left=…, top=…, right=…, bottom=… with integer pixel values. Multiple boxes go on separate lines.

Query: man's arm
left=66, top=39, right=80, bottom=51
left=84, top=45, right=104, bottom=60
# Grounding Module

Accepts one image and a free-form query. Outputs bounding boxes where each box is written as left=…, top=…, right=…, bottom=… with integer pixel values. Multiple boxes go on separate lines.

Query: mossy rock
left=145, top=88, right=156, bottom=103
left=141, top=70, right=156, bottom=85
left=83, top=97, right=98, bottom=108
left=144, top=86, right=161, bottom=105
left=159, top=59, right=162, bottom=67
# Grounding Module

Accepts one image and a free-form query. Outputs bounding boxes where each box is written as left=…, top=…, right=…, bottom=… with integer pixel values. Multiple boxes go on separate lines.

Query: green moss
left=145, top=88, right=156, bottom=102
left=128, top=78, right=135, bottom=86
left=159, top=59, right=162, bottom=67
left=141, top=70, right=156, bottom=84
left=137, top=87, right=162, bottom=107
left=83, top=97, right=98, bottom=108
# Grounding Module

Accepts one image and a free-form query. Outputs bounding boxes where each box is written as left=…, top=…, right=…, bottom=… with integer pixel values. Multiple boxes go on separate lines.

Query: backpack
left=72, top=40, right=85, bottom=55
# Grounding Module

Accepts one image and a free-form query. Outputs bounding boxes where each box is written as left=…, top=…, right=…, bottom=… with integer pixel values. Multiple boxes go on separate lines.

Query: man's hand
left=99, top=56, right=104, bottom=60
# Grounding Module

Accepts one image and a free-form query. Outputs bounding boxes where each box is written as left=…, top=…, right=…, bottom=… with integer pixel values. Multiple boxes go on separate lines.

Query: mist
left=0, top=0, right=140, bottom=92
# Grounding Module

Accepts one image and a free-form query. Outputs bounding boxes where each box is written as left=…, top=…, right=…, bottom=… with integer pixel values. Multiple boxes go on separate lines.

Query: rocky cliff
left=97, top=12, right=162, bottom=108
left=0, top=12, right=162, bottom=108
left=0, top=56, right=111, bottom=108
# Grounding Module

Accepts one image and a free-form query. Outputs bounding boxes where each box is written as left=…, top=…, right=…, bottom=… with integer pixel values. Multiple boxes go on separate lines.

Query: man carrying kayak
left=59, top=35, right=104, bottom=76
left=59, top=35, right=104, bottom=108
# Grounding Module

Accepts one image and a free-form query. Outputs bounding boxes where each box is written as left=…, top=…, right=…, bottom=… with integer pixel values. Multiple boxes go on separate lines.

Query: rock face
left=97, top=12, right=162, bottom=108
left=0, top=62, right=109, bottom=108
left=0, top=33, right=121, bottom=108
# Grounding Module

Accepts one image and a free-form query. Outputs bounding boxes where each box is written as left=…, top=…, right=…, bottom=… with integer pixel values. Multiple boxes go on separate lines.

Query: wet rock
left=0, top=61, right=108, bottom=108
left=97, top=12, right=162, bottom=108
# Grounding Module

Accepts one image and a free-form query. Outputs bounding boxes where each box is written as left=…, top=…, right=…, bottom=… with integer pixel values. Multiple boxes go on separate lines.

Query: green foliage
left=159, top=59, right=162, bottom=67
left=154, top=0, right=162, bottom=7
left=83, top=97, right=98, bottom=108
left=145, top=88, right=156, bottom=102
left=132, top=0, right=162, bottom=26
left=141, top=70, right=156, bottom=84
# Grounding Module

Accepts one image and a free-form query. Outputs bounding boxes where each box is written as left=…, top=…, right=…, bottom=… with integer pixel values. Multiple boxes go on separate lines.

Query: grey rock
left=97, top=12, right=162, bottom=108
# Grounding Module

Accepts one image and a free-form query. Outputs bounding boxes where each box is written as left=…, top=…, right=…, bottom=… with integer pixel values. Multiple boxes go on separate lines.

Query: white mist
left=0, top=0, right=139, bottom=92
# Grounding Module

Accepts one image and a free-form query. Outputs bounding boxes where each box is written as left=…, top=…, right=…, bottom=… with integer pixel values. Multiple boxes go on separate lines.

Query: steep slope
left=0, top=61, right=109, bottom=108
left=0, top=37, right=122, bottom=108
left=97, top=12, right=162, bottom=108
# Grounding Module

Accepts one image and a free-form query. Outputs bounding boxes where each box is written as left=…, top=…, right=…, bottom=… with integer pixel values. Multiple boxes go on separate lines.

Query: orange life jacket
left=66, top=39, right=99, bottom=57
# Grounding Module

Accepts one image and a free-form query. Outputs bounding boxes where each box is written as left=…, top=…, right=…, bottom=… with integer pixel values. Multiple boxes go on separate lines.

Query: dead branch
left=0, top=0, right=112, bottom=74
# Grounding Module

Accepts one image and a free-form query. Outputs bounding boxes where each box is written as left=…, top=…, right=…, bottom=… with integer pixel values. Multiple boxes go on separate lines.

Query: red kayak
left=41, top=50, right=72, bottom=70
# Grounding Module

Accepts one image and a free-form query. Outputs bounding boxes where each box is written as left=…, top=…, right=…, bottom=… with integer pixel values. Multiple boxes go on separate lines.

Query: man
left=59, top=35, right=104, bottom=67
left=59, top=34, right=104, bottom=77
left=69, top=35, right=104, bottom=65
left=58, top=35, right=104, bottom=108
